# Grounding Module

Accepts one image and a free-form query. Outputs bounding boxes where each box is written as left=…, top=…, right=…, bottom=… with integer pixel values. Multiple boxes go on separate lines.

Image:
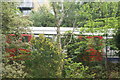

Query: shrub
left=2, top=34, right=31, bottom=78
left=25, top=34, right=63, bottom=78
left=63, top=58, right=95, bottom=78
left=2, top=61, right=27, bottom=78
left=62, top=33, right=103, bottom=62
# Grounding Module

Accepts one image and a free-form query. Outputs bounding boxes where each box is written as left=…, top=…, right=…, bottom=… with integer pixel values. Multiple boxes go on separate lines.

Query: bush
left=62, top=33, right=103, bottom=62
left=25, top=34, right=63, bottom=78
left=63, top=58, right=95, bottom=78
left=2, top=34, right=31, bottom=78
left=2, top=61, right=27, bottom=78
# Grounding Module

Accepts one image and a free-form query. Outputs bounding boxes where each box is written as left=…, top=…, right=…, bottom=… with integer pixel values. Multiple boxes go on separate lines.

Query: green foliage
left=62, top=32, right=104, bottom=62
left=84, top=17, right=119, bottom=30
left=30, top=2, right=118, bottom=28
left=3, top=34, right=31, bottom=60
left=87, top=62, right=120, bottom=78
left=77, top=2, right=118, bottom=28
left=2, top=2, right=32, bottom=78
left=25, top=34, right=63, bottom=78
left=2, top=2, right=32, bottom=59
left=2, top=34, right=31, bottom=78
left=63, top=58, right=95, bottom=78
left=1, top=2, right=32, bottom=34
left=2, top=1, right=120, bottom=79
left=2, top=61, right=27, bottom=78
left=29, top=6, right=55, bottom=27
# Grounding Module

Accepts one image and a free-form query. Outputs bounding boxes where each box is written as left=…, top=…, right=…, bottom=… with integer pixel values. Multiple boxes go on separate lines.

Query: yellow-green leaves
left=25, top=34, right=63, bottom=78
left=2, top=61, right=27, bottom=78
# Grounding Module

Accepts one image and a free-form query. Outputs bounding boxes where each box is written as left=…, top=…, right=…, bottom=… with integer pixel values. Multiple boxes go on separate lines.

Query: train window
left=22, top=36, right=28, bottom=42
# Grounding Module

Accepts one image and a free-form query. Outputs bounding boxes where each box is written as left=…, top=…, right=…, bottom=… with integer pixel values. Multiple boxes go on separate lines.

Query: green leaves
left=2, top=2, right=32, bottom=34
left=25, top=34, right=63, bottom=78
left=29, top=2, right=118, bottom=28
left=2, top=61, right=27, bottom=78
left=2, top=2, right=32, bottom=78
left=77, top=2, right=118, bottom=28
left=64, top=59, right=95, bottom=78
left=30, top=6, right=55, bottom=27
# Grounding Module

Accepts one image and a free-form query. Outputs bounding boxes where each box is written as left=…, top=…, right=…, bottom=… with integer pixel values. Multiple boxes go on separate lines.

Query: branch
left=62, top=16, right=78, bottom=53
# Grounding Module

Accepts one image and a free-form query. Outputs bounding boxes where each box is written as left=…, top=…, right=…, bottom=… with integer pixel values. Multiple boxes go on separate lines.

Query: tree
left=30, top=2, right=118, bottom=28
left=27, top=1, right=119, bottom=78
left=2, top=2, right=32, bottom=78
left=2, top=2, right=32, bottom=34
left=29, top=6, right=55, bottom=27
left=77, top=2, right=118, bottom=28
left=25, top=34, right=63, bottom=78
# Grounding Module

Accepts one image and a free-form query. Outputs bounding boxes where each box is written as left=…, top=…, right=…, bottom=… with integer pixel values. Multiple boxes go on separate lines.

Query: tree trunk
left=52, top=2, right=64, bottom=77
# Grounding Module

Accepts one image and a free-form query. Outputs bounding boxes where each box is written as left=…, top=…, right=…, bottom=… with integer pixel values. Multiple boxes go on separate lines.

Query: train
left=4, top=27, right=120, bottom=62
